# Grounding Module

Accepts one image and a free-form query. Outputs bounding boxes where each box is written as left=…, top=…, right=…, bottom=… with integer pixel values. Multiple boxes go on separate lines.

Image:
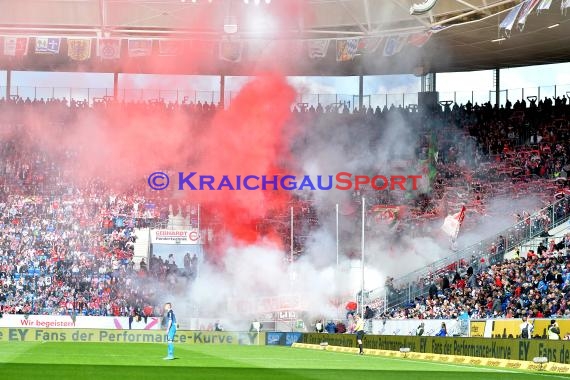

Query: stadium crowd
left=0, top=92, right=569, bottom=320
left=0, top=124, right=182, bottom=316
left=378, top=235, right=570, bottom=320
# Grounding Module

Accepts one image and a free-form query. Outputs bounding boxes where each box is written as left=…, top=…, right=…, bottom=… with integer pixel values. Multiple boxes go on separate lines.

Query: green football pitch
left=0, top=342, right=568, bottom=380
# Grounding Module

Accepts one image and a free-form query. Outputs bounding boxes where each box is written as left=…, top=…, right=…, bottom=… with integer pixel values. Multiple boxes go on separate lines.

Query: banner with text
left=0, top=315, right=161, bottom=330
left=301, top=333, right=570, bottom=364
left=151, top=229, right=201, bottom=244
left=371, top=318, right=465, bottom=337
left=0, top=328, right=265, bottom=346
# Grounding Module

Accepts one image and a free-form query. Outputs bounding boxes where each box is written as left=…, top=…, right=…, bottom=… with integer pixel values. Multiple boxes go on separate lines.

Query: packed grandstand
left=1, top=93, right=569, bottom=323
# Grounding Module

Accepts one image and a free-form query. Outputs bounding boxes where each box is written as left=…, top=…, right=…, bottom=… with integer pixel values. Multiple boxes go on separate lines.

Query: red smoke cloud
left=1, top=73, right=298, bottom=259
left=194, top=73, right=297, bottom=253
left=1, top=1, right=314, bottom=259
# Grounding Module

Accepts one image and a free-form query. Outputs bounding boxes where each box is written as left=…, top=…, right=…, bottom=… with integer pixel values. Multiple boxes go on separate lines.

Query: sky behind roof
left=1, top=61, right=570, bottom=107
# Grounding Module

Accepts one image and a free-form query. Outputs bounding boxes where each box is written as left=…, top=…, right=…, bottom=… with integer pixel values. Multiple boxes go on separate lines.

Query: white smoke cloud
left=181, top=237, right=350, bottom=324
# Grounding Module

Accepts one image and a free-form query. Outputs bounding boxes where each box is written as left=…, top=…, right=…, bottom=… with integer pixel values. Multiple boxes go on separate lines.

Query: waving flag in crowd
left=441, top=205, right=466, bottom=239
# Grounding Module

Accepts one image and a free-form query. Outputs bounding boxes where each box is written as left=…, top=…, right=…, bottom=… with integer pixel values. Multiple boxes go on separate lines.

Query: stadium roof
left=1, top=0, right=570, bottom=75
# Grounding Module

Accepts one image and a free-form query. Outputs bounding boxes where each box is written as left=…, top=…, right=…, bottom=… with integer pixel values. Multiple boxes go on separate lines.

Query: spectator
left=315, top=320, right=324, bottom=333
left=325, top=320, right=337, bottom=334
left=435, top=322, right=447, bottom=337
left=416, top=322, right=425, bottom=336
left=548, top=319, right=560, bottom=340
left=520, top=316, right=534, bottom=339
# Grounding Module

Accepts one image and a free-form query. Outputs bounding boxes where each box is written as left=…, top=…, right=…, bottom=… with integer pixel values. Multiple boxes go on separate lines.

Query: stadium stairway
left=132, top=227, right=152, bottom=269
left=504, top=220, right=570, bottom=260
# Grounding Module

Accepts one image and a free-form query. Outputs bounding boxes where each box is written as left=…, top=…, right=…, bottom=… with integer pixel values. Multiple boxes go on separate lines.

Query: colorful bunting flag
left=128, top=39, right=152, bottom=57
left=35, top=37, right=61, bottom=54
left=336, top=38, right=359, bottom=62
left=67, top=38, right=92, bottom=61
left=382, top=35, right=407, bottom=57
left=98, top=39, right=121, bottom=59
left=356, top=37, right=382, bottom=54
left=3, top=36, right=28, bottom=56
left=307, top=39, right=330, bottom=59
left=408, top=31, right=432, bottom=48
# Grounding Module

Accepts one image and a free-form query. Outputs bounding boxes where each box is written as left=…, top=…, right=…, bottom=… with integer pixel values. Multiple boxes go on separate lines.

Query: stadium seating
left=0, top=94, right=569, bottom=319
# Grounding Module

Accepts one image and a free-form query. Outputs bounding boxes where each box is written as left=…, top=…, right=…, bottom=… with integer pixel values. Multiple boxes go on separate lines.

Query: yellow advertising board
left=490, top=319, right=570, bottom=339
left=0, top=328, right=264, bottom=345
left=302, top=333, right=570, bottom=363
left=469, top=321, right=486, bottom=337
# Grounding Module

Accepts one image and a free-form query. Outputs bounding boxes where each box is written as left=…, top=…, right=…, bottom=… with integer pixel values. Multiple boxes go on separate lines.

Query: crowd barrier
left=266, top=331, right=303, bottom=346
left=370, top=318, right=570, bottom=339
left=481, top=319, right=570, bottom=339
left=371, top=318, right=463, bottom=336
left=0, top=327, right=266, bottom=345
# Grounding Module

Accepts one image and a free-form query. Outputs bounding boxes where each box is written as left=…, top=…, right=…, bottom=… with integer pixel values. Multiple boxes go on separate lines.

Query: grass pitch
left=0, top=342, right=568, bottom=380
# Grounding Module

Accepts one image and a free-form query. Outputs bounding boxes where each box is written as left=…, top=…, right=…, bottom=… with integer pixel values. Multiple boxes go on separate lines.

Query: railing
left=373, top=196, right=570, bottom=313
left=1, top=83, right=569, bottom=109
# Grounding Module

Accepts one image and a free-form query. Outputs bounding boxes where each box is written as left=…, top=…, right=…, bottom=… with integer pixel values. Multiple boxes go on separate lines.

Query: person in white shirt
left=520, top=315, right=534, bottom=339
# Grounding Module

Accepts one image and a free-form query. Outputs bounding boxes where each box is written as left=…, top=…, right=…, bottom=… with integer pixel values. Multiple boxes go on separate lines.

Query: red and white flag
left=408, top=31, right=433, bottom=48
left=441, top=206, right=466, bottom=238
left=4, top=36, right=29, bottom=56
left=357, top=37, right=382, bottom=54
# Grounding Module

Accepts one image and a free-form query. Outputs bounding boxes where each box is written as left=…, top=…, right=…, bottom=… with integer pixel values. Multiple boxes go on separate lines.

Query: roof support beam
left=431, top=0, right=515, bottom=27
left=455, top=0, right=481, bottom=11
left=99, top=0, right=107, bottom=33
left=363, top=0, right=371, bottom=31
left=388, top=0, right=432, bottom=28
left=338, top=0, right=368, bottom=34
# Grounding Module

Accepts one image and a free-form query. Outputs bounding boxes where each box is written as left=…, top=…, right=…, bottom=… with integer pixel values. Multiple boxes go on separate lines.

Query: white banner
left=0, top=315, right=162, bottom=330
left=151, top=229, right=201, bottom=244
left=371, top=318, right=465, bottom=336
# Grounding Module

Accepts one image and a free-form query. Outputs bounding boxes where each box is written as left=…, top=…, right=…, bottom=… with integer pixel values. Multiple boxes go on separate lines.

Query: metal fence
left=374, top=196, right=570, bottom=313
left=1, top=83, right=569, bottom=109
